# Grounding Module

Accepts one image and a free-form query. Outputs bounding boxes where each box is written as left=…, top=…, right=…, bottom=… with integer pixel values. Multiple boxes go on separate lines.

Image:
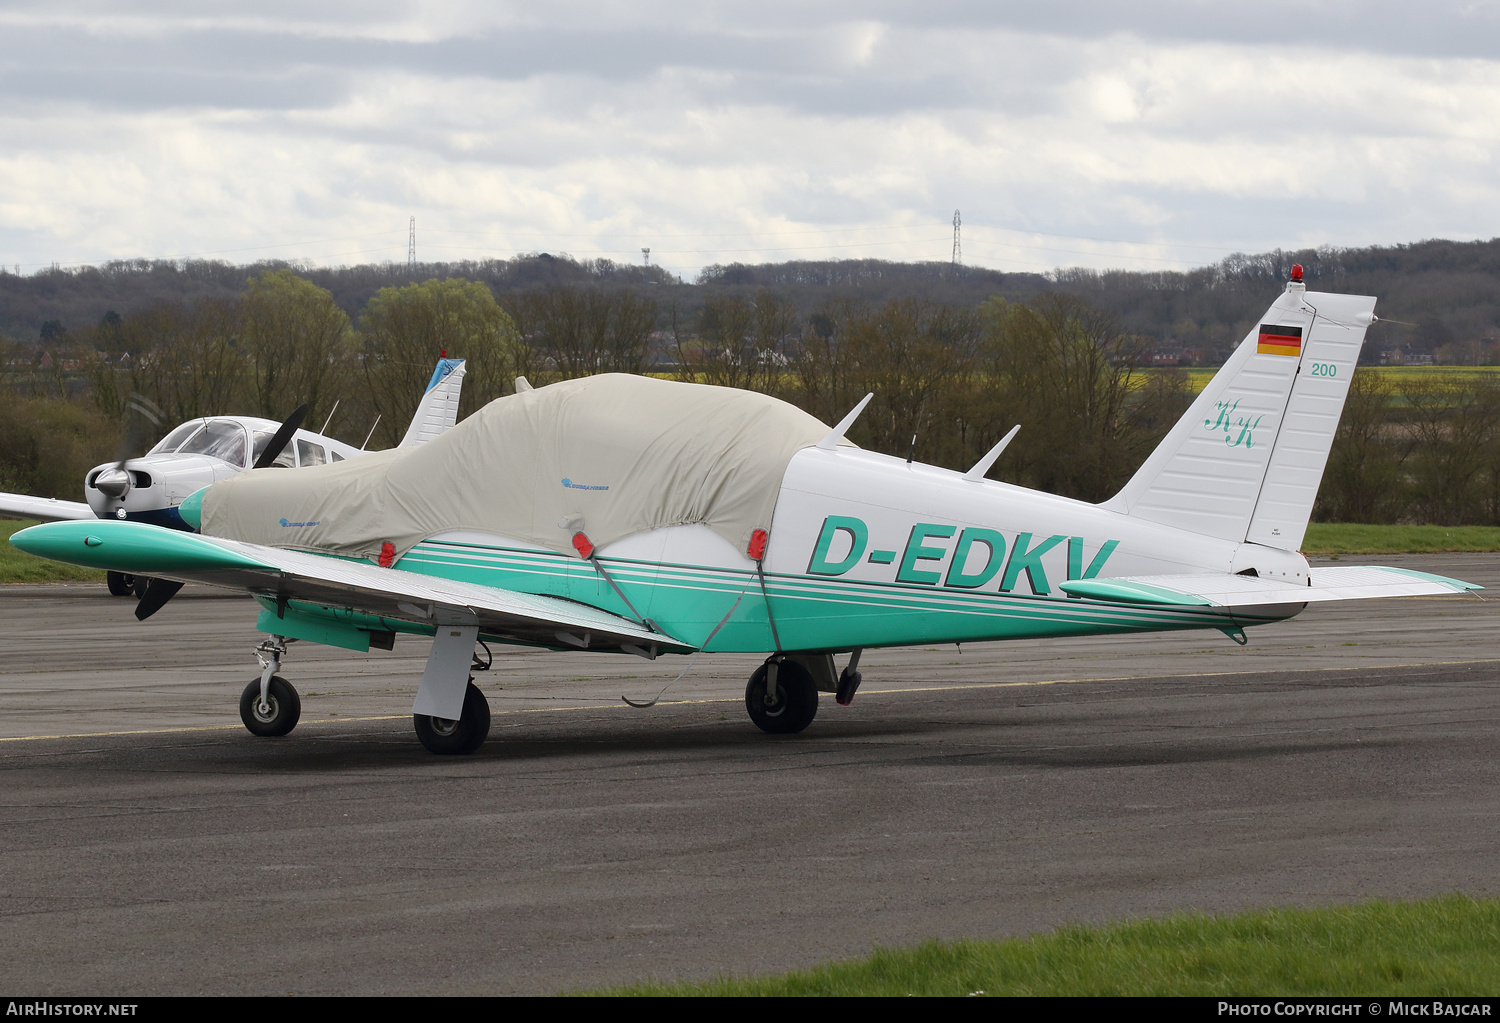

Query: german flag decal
left=1257, top=323, right=1303, bottom=357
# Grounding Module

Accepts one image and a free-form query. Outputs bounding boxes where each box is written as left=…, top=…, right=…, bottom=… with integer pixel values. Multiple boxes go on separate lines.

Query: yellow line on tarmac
left=0, top=716, right=407, bottom=742
left=0, top=657, right=1491, bottom=743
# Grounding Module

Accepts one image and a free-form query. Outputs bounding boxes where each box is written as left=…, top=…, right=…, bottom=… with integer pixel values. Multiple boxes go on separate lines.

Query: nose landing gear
left=238, top=635, right=301, bottom=737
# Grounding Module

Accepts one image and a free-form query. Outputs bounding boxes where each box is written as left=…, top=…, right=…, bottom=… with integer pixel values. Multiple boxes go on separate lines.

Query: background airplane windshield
left=148, top=422, right=206, bottom=455
left=179, top=421, right=248, bottom=467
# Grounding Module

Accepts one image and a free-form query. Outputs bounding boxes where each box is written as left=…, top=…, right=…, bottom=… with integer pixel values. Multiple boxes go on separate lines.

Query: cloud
left=0, top=2, right=1497, bottom=279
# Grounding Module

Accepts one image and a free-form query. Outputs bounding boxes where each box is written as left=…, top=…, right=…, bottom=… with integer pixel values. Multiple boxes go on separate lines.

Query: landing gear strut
left=414, top=681, right=491, bottom=754
left=745, top=657, right=818, bottom=734
left=238, top=635, right=301, bottom=737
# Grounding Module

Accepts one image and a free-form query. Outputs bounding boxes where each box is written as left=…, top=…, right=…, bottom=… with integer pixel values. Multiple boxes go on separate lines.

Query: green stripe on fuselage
left=395, top=540, right=1278, bottom=653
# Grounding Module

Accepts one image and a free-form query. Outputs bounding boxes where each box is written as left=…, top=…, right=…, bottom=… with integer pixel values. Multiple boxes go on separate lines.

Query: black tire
left=745, top=659, right=818, bottom=734
left=413, top=681, right=491, bottom=755
left=239, top=676, right=301, bottom=737
left=106, top=572, right=134, bottom=597
left=132, top=575, right=151, bottom=599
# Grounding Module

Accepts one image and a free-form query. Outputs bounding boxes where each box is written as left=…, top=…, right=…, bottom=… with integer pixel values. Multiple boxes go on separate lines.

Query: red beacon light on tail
left=1289, top=264, right=1304, bottom=282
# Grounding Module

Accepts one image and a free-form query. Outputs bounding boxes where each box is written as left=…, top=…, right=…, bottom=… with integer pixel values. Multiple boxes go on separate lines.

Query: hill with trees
left=4, top=238, right=1498, bottom=366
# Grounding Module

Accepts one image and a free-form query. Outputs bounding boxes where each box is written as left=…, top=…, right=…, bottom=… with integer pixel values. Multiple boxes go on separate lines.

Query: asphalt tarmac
left=1, top=554, right=1498, bottom=995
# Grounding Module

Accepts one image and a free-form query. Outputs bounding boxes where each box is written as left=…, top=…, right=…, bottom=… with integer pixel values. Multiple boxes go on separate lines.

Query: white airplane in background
left=11, top=270, right=1481, bottom=755
left=0, top=358, right=467, bottom=595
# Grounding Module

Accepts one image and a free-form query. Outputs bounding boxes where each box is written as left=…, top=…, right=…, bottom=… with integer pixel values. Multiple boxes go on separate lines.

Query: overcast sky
left=2, top=1, right=1498, bottom=279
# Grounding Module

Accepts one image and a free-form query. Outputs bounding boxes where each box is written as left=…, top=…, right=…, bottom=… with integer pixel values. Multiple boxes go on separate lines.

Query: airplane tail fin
left=399, top=358, right=467, bottom=448
left=1102, top=274, right=1376, bottom=552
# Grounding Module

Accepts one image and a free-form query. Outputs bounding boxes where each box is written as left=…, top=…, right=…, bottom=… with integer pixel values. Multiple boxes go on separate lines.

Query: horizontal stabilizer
left=10, top=520, right=693, bottom=655
left=1059, top=565, right=1479, bottom=608
left=0, top=493, right=96, bottom=522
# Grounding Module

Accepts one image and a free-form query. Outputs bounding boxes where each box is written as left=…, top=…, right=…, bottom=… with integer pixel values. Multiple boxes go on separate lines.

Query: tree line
left=0, top=272, right=1193, bottom=506
left=7, top=238, right=1500, bottom=367
left=5, top=267, right=1500, bottom=529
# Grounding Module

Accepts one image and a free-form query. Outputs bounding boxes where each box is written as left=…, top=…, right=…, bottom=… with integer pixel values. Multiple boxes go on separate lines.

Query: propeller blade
left=252, top=404, right=309, bottom=469
left=106, top=393, right=166, bottom=499
left=134, top=578, right=184, bottom=621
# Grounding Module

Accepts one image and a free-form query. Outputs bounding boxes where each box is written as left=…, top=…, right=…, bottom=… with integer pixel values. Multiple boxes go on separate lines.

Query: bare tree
left=358, top=277, right=522, bottom=448
left=1316, top=369, right=1406, bottom=522
left=239, top=269, right=352, bottom=426
left=982, top=294, right=1180, bottom=501
left=678, top=294, right=756, bottom=389
left=1402, top=374, right=1500, bottom=524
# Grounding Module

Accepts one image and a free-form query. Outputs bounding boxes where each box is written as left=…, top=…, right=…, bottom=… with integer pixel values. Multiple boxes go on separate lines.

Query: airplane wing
left=9, top=519, right=694, bottom=655
left=1058, top=565, right=1479, bottom=608
left=0, top=492, right=96, bottom=522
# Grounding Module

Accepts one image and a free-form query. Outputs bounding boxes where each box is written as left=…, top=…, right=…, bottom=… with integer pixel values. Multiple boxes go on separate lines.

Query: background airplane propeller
left=95, top=393, right=165, bottom=501
left=252, top=404, right=309, bottom=469
left=134, top=578, right=184, bottom=621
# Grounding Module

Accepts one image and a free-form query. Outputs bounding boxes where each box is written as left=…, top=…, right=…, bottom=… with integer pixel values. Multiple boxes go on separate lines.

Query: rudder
left=1103, top=273, right=1375, bottom=551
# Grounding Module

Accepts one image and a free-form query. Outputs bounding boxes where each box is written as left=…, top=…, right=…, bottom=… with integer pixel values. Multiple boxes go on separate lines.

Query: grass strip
left=596, top=895, right=1500, bottom=996
left=1303, top=523, right=1500, bottom=555
left=0, top=519, right=105, bottom=583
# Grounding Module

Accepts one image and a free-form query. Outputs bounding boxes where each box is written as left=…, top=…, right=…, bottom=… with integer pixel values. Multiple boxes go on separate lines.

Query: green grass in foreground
left=0, top=519, right=104, bottom=583
left=1303, top=523, right=1500, bottom=555
left=598, top=896, right=1500, bottom=996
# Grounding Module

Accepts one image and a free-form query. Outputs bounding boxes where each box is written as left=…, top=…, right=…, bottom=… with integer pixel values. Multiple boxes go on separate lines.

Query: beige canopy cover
left=201, top=373, right=840, bottom=561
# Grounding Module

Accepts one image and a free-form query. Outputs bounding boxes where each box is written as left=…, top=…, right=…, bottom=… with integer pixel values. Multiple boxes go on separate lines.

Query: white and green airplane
left=9, top=269, right=1479, bottom=754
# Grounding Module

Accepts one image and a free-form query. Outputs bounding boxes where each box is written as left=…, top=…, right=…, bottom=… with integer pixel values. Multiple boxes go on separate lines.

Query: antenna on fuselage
left=816, top=393, right=874, bottom=450
left=962, top=424, right=1020, bottom=482
left=320, top=400, right=340, bottom=435
left=361, top=415, right=381, bottom=450
left=515, top=376, right=534, bottom=393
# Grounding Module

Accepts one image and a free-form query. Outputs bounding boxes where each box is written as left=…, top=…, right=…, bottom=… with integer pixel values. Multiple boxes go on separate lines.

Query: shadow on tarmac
left=8, top=705, right=1401, bottom=778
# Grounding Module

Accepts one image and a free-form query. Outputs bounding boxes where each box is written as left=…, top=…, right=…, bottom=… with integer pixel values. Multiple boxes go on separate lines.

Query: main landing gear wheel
left=745, top=659, right=818, bottom=734
left=239, top=675, right=301, bottom=737
left=106, top=571, right=134, bottom=597
left=413, top=681, right=491, bottom=755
